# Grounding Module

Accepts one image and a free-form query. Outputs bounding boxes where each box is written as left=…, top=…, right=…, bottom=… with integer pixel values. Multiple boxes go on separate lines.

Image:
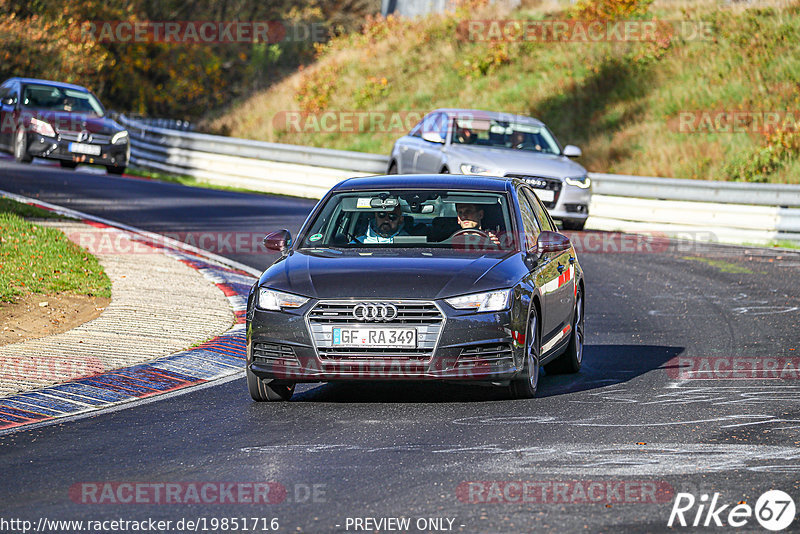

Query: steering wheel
left=452, top=228, right=491, bottom=239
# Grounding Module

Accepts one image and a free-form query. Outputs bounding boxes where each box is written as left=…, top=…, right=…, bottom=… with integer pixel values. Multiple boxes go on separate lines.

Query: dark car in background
left=388, top=109, right=591, bottom=230
left=246, top=174, right=585, bottom=401
left=0, top=77, right=129, bottom=174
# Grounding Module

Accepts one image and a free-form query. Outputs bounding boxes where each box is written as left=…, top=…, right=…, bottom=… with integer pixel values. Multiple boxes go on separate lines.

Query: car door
left=524, top=187, right=575, bottom=339
left=414, top=112, right=448, bottom=173
left=517, top=187, right=560, bottom=350
left=396, top=121, right=423, bottom=173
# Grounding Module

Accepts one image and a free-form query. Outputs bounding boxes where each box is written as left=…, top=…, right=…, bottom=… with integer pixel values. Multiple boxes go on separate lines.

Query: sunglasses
left=376, top=212, right=400, bottom=221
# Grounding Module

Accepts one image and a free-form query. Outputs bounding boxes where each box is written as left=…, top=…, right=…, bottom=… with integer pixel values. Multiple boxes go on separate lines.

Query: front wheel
left=14, top=127, right=32, bottom=163
left=388, top=162, right=398, bottom=174
left=510, top=309, right=540, bottom=399
left=247, top=368, right=295, bottom=401
left=545, top=288, right=584, bottom=374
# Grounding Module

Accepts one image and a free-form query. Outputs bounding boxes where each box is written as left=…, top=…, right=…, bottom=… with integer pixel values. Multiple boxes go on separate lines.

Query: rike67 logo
left=668, top=490, right=796, bottom=531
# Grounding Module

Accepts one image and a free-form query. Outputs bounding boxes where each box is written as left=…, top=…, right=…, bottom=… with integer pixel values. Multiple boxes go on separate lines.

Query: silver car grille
left=59, top=131, right=112, bottom=144
left=307, top=300, right=444, bottom=362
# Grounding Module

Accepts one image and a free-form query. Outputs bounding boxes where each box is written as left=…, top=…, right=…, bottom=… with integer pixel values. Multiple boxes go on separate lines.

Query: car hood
left=29, top=111, right=123, bottom=135
left=447, top=145, right=586, bottom=178
left=259, top=249, right=523, bottom=300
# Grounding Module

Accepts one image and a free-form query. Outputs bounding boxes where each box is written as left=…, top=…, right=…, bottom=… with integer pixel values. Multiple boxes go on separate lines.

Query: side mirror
left=1, top=97, right=13, bottom=106
left=263, top=229, right=292, bottom=254
left=563, top=145, right=582, bottom=158
left=421, top=131, right=445, bottom=144
left=535, top=231, right=571, bottom=254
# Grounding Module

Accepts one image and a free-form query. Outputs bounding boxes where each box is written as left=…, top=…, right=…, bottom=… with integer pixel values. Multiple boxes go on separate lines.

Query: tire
left=106, top=166, right=126, bottom=175
left=561, top=219, right=586, bottom=231
left=544, top=288, right=584, bottom=375
left=388, top=162, right=398, bottom=174
left=60, top=161, right=78, bottom=169
left=440, top=166, right=449, bottom=174
left=14, top=127, right=32, bottom=163
left=510, top=308, right=540, bottom=399
left=247, top=367, right=295, bottom=401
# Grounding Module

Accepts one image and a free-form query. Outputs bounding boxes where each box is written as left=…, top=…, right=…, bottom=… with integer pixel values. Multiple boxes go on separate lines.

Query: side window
left=419, top=112, right=444, bottom=141
left=523, top=188, right=554, bottom=231
left=517, top=189, right=541, bottom=250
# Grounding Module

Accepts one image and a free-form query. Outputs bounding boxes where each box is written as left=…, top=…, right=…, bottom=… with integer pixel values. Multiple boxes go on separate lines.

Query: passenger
left=354, top=205, right=408, bottom=244
left=454, top=203, right=501, bottom=245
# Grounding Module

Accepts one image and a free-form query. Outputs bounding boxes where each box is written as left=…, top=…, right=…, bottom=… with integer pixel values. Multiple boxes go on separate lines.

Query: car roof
left=4, top=78, right=91, bottom=92
left=430, top=108, right=545, bottom=127
left=333, top=174, right=517, bottom=193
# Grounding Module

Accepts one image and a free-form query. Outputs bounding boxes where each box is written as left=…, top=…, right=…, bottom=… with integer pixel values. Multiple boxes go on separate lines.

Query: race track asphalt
left=1, top=161, right=799, bottom=533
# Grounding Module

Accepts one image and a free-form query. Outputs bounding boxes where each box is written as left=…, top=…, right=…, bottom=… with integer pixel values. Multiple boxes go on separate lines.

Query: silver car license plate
left=534, top=189, right=555, bottom=202
left=332, top=327, right=417, bottom=348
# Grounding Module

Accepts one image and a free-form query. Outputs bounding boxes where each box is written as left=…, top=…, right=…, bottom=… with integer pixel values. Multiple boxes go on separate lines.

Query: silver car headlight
left=565, top=175, right=591, bottom=189
left=257, top=288, right=309, bottom=311
left=460, top=164, right=494, bottom=176
left=111, top=131, right=129, bottom=144
left=445, top=289, right=512, bottom=312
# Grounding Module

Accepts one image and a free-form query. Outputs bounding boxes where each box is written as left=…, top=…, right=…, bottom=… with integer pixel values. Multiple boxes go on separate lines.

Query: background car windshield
left=452, top=118, right=560, bottom=154
left=301, top=190, right=516, bottom=251
left=22, top=84, right=105, bottom=116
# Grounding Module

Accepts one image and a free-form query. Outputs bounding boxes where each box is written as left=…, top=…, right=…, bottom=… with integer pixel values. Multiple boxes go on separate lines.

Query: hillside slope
left=205, top=0, right=800, bottom=183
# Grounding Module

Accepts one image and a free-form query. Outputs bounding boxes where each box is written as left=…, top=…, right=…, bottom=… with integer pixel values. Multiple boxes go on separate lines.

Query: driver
left=456, top=126, right=475, bottom=144
left=354, top=205, right=408, bottom=244
left=454, top=203, right=501, bottom=245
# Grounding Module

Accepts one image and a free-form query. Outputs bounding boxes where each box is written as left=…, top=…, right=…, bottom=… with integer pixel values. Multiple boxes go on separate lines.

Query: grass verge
left=0, top=199, right=112, bottom=303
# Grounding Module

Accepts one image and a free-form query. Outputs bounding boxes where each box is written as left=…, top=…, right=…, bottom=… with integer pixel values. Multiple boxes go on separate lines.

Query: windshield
left=452, top=117, right=560, bottom=154
left=300, top=190, right=517, bottom=252
left=21, top=84, right=105, bottom=116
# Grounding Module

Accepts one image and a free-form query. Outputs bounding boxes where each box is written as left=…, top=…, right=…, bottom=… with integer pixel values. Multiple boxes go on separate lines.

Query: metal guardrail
left=119, top=115, right=800, bottom=244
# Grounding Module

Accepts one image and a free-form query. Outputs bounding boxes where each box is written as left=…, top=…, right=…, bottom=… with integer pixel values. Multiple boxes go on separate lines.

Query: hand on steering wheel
left=452, top=228, right=490, bottom=239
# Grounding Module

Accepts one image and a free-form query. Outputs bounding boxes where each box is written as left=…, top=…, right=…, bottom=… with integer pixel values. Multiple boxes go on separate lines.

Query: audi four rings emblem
left=353, top=303, right=398, bottom=322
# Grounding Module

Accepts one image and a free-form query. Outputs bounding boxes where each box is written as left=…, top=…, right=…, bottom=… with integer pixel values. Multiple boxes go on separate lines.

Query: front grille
left=59, top=131, right=112, bottom=144
left=505, top=174, right=562, bottom=208
left=457, top=343, right=514, bottom=368
left=307, top=300, right=444, bottom=362
left=252, top=342, right=300, bottom=368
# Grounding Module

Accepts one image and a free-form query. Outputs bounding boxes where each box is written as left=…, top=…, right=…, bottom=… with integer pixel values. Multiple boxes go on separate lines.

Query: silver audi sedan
left=388, top=109, right=591, bottom=230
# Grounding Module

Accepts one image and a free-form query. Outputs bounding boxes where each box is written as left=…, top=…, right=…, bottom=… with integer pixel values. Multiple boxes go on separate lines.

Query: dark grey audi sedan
left=246, top=174, right=585, bottom=401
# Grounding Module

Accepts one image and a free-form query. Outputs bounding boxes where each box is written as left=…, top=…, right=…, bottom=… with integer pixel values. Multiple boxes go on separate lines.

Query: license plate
left=332, top=327, right=417, bottom=348
left=533, top=189, right=555, bottom=202
left=68, top=142, right=101, bottom=156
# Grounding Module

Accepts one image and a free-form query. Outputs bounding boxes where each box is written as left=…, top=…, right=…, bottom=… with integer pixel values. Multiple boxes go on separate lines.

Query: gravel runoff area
left=0, top=220, right=235, bottom=396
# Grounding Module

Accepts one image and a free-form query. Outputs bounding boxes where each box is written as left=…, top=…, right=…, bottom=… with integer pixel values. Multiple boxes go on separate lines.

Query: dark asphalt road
left=1, top=161, right=799, bottom=533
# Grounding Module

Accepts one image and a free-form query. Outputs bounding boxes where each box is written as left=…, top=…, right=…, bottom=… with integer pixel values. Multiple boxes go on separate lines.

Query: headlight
left=565, top=175, right=591, bottom=189
left=30, top=118, right=55, bottom=137
left=445, top=289, right=512, bottom=312
left=460, top=164, right=493, bottom=176
left=257, top=288, right=309, bottom=311
left=111, top=131, right=129, bottom=144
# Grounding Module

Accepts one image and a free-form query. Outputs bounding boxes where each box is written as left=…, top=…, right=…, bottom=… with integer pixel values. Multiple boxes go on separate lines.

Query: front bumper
left=24, top=133, right=129, bottom=167
left=247, top=300, right=524, bottom=383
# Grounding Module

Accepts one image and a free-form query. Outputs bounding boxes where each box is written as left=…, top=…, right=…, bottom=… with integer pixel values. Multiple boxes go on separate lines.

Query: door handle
left=557, top=264, right=565, bottom=274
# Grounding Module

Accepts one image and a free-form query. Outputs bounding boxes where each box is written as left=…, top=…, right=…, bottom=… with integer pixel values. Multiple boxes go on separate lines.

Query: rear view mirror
left=535, top=231, right=571, bottom=254
left=421, top=131, right=445, bottom=144
left=263, top=229, right=292, bottom=254
left=563, top=145, right=582, bottom=158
